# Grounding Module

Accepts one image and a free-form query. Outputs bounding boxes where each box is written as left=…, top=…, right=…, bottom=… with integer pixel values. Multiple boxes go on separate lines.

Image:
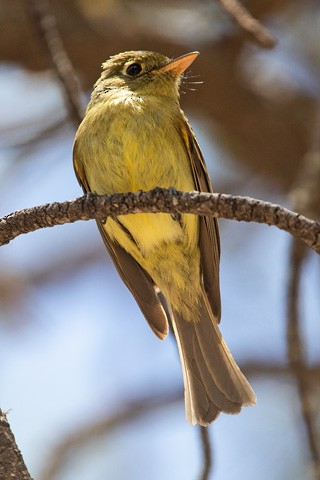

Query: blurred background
left=0, top=1, right=320, bottom=479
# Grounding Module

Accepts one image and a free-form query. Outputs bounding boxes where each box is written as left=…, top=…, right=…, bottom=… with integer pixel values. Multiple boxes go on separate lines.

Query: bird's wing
left=178, top=115, right=221, bottom=321
left=73, top=144, right=170, bottom=340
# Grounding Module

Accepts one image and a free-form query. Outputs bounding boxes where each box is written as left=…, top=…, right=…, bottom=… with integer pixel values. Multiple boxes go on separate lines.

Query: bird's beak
left=157, top=51, right=199, bottom=75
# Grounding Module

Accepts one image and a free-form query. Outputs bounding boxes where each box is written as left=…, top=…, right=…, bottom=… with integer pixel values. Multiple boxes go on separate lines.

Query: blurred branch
left=242, top=362, right=320, bottom=379
left=216, top=0, right=276, bottom=48
left=40, top=390, right=182, bottom=480
left=199, top=426, right=212, bottom=480
left=39, top=361, right=320, bottom=480
left=0, top=410, right=33, bottom=480
left=28, top=0, right=85, bottom=128
left=287, top=240, right=320, bottom=479
left=0, top=188, right=319, bottom=252
left=286, top=112, right=320, bottom=477
left=1, top=0, right=314, bottom=186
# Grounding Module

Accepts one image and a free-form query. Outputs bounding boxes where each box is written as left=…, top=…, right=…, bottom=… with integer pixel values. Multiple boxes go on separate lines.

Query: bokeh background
left=0, top=1, right=320, bottom=479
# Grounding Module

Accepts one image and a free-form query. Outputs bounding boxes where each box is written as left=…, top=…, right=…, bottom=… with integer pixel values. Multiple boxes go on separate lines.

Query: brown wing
left=73, top=142, right=169, bottom=339
left=178, top=115, right=221, bottom=321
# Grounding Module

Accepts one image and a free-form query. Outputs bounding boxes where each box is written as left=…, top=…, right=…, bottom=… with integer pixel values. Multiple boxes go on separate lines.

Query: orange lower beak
left=157, top=51, right=199, bottom=75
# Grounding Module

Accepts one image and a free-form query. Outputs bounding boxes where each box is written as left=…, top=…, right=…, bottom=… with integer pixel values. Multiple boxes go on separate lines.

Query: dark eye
left=126, top=63, right=142, bottom=76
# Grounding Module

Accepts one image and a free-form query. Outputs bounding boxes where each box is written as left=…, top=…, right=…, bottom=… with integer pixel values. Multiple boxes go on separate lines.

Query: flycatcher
left=73, top=50, right=256, bottom=426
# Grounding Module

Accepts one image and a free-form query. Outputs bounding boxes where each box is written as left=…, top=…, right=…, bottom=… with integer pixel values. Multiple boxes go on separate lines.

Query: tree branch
left=286, top=117, right=320, bottom=477
left=0, top=410, right=33, bottom=480
left=40, top=390, right=182, bottom=480
left=30, top=362, right=320, bottom=480
left=28, top=0, right=85, bottom=127
left=199, top=426, right=212, bottom=480
left=0, top=188, right=319, bottom=253
left=216, top=0, right=276, bottom=48
left=287, top=240, right=320, bottom=478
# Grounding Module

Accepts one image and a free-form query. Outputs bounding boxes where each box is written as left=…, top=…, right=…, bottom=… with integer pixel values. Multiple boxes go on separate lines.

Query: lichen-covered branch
left=0, top=410, right=33, bottom=480
left=0, top=188, right=319, bottom=253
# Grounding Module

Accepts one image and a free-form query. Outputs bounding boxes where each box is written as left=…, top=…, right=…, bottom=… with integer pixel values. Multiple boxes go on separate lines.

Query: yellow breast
left=75, top=93, right=198, bottom=256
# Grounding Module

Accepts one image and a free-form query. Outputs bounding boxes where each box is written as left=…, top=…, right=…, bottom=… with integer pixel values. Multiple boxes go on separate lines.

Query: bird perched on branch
left=73, top=50, right=256, bottom=425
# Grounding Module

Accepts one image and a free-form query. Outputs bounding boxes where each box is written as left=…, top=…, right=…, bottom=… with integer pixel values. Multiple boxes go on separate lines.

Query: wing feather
left=177, top=116, right=221, bottom=321
left=73, top=143, right=169, bottom=339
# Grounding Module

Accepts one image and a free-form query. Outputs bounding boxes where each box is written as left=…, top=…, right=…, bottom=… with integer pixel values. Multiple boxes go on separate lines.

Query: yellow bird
left=73, top=50, right=256, bottom=425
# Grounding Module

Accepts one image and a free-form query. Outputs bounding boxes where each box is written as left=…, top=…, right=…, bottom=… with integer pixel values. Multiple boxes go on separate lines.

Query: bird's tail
left=171, top=288, right=256, bottom=426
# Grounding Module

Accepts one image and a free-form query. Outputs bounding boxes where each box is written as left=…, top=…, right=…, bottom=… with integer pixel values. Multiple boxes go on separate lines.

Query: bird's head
left=91, top=50, right=199, bottom=102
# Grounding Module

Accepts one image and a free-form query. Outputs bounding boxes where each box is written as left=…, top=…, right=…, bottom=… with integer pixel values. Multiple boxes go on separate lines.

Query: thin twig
left=199, top=426, right=212, bottom=480
left=0, top=410, right=33, bottom=480
left=0, top=189, right=319, bottom=253
left=217, top=0, right=276, bottom=48
left=28, top=0, right=85, bottom=127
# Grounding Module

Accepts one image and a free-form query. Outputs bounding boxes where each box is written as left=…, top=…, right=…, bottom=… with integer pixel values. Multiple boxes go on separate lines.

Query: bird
left=73, top=50, right=256, bottom=426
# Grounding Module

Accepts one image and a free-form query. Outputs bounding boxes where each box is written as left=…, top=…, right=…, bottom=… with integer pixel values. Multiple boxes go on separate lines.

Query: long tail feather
left=172, top=289, right=256, bottom=426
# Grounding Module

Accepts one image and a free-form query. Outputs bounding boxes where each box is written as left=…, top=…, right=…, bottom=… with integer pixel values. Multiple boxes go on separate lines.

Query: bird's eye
left=125, top=63, right=142, bottom=76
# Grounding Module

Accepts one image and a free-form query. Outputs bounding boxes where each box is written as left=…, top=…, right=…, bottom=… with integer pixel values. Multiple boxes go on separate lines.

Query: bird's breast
left=80, top=96, right=194, bottom=194
left=76, top=95, right=198, bottom=254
